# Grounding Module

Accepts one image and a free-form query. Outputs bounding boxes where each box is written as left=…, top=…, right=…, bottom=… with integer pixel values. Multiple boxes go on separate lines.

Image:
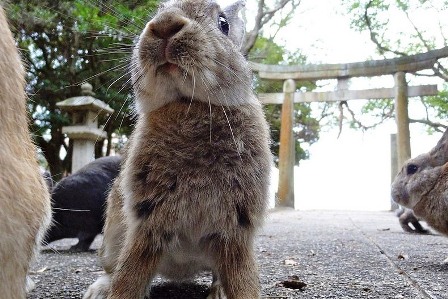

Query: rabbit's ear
left=429, top=128, right=448, bottom=166
left=223, top=0, right=246, bottom=49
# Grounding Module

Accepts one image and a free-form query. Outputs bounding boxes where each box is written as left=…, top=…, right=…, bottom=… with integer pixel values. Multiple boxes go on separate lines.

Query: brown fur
left=85, top=102, right=271, bottom=299
left=412, top=163, right=448, bottom=235
left=84, top=1, right=272, bottom=298
left=391, top=129, right=448, bottom=236
left=0, top=6, right=51, bottom=299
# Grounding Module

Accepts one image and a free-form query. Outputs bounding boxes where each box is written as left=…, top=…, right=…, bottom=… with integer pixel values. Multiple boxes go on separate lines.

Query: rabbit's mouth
left=391, top=191, right=410, bottom=207
left=154, top=61, right=182, bottom=78
left=155, top=62, right=182, bottom=76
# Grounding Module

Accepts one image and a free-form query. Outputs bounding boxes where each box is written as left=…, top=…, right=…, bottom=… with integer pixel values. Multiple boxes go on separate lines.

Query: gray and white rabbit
left=83, top=0, right=272, bottom=298
left=391, top=129, right=448, bottom=236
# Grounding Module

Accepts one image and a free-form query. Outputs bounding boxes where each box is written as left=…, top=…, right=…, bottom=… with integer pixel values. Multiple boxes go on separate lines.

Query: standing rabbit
left=0, top=6, right=51, bottom=299
left=391, top=129, right=448, bottom=236
left=84, top=1, right=272, bottom=298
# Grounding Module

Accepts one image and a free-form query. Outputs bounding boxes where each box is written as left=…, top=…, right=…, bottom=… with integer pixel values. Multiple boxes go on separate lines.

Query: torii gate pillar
left=394, top=72, right=412, bottom=167
left=277, top=79, right=296, bottom=208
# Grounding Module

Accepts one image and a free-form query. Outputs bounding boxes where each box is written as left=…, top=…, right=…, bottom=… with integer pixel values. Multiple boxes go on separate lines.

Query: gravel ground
left=27, top=209, right=448, bottom=299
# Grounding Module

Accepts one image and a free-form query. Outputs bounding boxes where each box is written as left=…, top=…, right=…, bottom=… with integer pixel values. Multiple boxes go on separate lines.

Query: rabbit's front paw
left=83, top=275, right=111, bottom=299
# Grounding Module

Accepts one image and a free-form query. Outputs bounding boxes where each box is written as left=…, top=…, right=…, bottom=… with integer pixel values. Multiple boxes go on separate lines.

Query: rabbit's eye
left=406, top=164, right=419, bottom=175
left=218, top=14, right=229, bottom=35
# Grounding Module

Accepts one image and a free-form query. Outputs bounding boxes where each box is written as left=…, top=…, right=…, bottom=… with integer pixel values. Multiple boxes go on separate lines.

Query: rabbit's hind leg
left=107, top=227, right=162, bottom=299
left=206, top=234, right=260, bottom=299
left=207, top=272, right=227, bottom=299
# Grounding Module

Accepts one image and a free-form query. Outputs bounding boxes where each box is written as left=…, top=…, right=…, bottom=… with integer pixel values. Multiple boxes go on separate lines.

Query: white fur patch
left=83, top=275, right=111, bottom=299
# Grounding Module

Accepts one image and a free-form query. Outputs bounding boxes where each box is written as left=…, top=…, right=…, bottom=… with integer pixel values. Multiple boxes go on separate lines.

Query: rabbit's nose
left=149, top=14, right=188, bottom=40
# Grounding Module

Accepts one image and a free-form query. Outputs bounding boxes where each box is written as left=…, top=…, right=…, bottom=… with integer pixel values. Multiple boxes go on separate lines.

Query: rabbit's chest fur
left=119, top=100, right=271, bottom=277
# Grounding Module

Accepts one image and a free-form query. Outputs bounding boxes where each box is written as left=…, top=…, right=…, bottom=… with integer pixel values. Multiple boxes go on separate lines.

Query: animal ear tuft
left=223, top=0, right=246, bottom=49
left=429, top=128, right=448, bottom=166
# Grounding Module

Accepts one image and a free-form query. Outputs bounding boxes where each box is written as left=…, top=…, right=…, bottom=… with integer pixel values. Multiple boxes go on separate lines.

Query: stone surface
left=27, top=210, right=448, bottom=298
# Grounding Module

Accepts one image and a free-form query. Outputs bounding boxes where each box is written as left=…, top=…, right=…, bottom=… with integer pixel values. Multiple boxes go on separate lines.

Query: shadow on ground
left=148, top=282, right=209, bottom=299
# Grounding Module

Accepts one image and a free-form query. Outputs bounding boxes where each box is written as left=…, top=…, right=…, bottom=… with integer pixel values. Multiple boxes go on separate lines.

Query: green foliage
left=345, top=0, right=448, bottom=130
left=251, top=37, right=285, bottom=65
left=361, top=99, right=394, bottom=116
left=6, top=0, right=316, bottom=176
left=345, top=0, right=447, bottom=55
left=250, top=37, right=319, bottom=165
left=426, top=86, right=448, bottom=119
left=6, top=0, right=159, bottom=178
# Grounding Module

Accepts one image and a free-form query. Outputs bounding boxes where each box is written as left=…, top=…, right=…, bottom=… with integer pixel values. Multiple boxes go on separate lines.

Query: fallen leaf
left=278, top=278, right=307, bottom=290
left=36, top=267, right=48, bottom=273
left=397, top=254, right=409, bottom=260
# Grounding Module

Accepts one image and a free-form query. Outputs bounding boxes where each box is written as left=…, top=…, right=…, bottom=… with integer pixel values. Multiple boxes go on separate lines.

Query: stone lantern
left=57, top=83, right=114, bottom=173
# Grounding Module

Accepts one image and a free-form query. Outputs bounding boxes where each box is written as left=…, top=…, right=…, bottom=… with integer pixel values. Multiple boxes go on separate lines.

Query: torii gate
left=252, top=46, right=448, bottom=209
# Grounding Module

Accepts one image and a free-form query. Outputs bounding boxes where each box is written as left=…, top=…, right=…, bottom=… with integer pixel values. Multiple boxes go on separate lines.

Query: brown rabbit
left=391, top=129, right=448, bottom=235
left=83, top=1, right=272, bottom=298
left=0, top=6, right=51, bottom=299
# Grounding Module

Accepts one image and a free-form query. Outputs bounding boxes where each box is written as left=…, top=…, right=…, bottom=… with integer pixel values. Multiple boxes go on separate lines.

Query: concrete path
left=259, top=209, right=447, bottom=299
left=27, top=210, right=448, bottom=298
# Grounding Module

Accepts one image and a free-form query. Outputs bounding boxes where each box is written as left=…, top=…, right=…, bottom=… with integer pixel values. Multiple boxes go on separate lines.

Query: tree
left=6, top=0, right=304, bottom=179
left=6, top=0, right=159, bottom=179
left=344, top=0, right=448, bottom=132
left=242, top=0, right=302, bottom=56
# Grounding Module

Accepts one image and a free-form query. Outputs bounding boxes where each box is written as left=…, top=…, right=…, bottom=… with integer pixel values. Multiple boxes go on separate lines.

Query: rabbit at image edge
left=0, top=6, right=52, bottom=299
left=391, top=129, right=448, bottom=241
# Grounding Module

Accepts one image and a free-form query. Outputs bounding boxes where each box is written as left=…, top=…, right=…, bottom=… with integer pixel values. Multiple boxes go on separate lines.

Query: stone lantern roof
left=56, top=83, right=115, bottom=140
left=56, top=83, right=114, bottom=115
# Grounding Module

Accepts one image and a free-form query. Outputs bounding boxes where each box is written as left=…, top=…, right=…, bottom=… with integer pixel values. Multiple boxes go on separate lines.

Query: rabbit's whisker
left=82, top=0, right=146, bottom=32
left=186, top=67, right=196, bottom=116
left=208, top=95, right=212, bottom=144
